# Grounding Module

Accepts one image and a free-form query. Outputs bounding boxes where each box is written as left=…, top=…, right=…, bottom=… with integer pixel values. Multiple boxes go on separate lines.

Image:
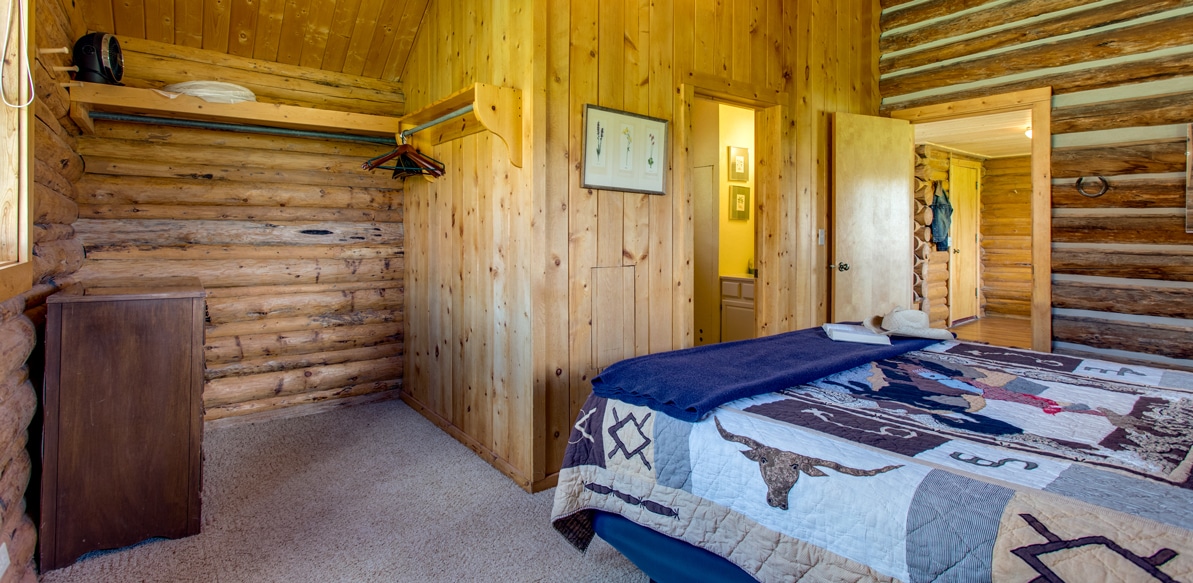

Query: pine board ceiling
left=76, top=0, right=430, bottom=82
left=913, top=110, right=1034, bottom=159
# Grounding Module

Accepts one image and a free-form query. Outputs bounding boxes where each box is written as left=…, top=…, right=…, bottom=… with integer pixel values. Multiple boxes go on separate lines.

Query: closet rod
left=88, top=111, right=398, bottom=145
left=399, top=104, right=474, bottom=141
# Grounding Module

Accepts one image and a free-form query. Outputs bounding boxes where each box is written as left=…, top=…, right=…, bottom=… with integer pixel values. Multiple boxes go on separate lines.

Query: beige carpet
left=41, top=399, right=645, bottom=582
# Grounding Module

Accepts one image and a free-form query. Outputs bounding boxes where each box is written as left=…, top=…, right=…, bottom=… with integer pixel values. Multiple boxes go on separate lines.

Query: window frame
left=0, top=0, right=33, bottom=303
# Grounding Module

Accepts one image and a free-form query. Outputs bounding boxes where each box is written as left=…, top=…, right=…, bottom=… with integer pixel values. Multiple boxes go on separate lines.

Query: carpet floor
left=41, top=399, right=646, bottom=583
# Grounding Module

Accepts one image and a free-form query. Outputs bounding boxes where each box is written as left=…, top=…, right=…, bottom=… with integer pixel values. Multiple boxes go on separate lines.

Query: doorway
left=892, top=88, right=1053, bottom=352
left=692, top=98, right=757, bottom=345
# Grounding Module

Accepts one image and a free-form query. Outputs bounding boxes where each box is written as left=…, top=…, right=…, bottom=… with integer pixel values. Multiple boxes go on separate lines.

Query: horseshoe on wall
left=1075, top=176, right=1110, bottom=198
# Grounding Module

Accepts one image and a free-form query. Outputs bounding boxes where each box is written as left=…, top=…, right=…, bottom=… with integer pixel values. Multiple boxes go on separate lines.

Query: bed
left=551, top=326, right=1193, bottom=582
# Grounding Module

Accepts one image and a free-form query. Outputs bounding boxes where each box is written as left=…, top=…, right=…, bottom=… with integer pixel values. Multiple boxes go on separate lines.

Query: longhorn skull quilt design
left=552, top=341, right=1193, bottom=582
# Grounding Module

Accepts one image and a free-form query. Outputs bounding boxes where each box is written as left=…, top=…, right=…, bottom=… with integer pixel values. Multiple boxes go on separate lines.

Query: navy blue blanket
left=590, top=326, right=939, bottom=422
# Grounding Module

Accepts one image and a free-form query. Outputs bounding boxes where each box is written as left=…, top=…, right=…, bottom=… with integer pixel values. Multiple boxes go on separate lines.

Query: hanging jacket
left=929, top=182, right=953, bottom=251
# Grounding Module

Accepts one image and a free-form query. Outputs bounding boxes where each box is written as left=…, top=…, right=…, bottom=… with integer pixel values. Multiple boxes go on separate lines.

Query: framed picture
left=728, top=146, right=750, bottom=182
left=729, top=186, right=750, bottom=221
left=582, top=104, right=669, bottom=195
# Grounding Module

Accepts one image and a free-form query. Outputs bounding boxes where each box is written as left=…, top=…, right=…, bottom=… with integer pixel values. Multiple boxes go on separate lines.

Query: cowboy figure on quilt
left=552, top=340, right=1193, bottom=583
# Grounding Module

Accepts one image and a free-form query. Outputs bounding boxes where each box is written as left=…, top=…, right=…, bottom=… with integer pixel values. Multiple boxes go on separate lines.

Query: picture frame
left=729, top=186, right=750, bottom=221
left=582, top=104, right=669, bottom=195
left=728, top=146, right=750, bottom=182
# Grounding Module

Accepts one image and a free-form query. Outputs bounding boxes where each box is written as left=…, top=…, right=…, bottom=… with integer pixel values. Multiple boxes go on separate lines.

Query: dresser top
left=48, top=277, right=206, bottom=304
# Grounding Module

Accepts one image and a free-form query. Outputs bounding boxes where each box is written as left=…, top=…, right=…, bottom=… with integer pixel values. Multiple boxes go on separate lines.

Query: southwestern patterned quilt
left=552, top=341, right=1193, bottom=582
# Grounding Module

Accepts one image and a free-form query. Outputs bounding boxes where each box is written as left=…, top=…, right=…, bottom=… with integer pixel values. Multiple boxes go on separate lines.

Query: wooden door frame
left=675, top=83, right=784, bottom=345
left=948, top=157, right=982, bottom=326
left=890, top=88, right=1052, bottom=352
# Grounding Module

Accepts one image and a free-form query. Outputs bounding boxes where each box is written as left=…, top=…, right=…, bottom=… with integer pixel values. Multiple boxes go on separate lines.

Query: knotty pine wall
left=881, top=1, right=1193, bottom=369
left=0, top=0, right=88, bottom=580
left=400, top=0, right=880, bottom=491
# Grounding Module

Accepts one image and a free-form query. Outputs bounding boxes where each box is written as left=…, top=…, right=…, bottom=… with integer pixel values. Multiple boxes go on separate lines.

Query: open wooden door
left=831, top=113, right=915, bottom=322
left=949, top=159, right=981, bottom=324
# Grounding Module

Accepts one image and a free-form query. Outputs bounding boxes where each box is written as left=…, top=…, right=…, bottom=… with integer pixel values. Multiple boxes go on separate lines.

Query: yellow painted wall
left=719, top=104, right=755, bottom=277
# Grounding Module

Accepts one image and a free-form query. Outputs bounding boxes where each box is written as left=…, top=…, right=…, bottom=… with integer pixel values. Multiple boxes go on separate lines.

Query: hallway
left=950, top=315, right=1031, bottom=350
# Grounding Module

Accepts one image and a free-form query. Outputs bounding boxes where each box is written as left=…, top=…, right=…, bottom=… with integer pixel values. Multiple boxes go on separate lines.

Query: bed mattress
left=552, top=340, right=1193, bottom=582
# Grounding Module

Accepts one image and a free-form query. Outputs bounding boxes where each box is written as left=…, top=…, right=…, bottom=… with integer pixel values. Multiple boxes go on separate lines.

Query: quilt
left=552, top=341, right=1193, bottom=582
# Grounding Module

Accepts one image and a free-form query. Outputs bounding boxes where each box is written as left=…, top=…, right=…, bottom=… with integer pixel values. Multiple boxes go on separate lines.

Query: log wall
left=881, top=1, right=1193, bottom=369
left=399, top=0, right=879, bottom=491
left=981, top=156, right=1032, bottom=318
left=0, top=0, right=90, bottom=580
left=69, top=120, right=407, bottom=422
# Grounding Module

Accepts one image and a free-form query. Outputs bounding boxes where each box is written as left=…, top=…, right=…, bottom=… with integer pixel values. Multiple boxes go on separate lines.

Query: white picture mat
left=582, top=105, right=668, bottom=195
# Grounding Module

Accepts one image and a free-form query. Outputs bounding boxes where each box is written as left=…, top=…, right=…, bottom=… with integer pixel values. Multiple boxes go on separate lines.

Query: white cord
left=1, top=0, right=34, bottom=109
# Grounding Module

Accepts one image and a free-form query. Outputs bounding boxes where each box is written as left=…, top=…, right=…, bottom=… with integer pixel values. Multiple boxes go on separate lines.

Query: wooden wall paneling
left=174, top=0, right=203, bottom=47
left=881, top=3, right=1192, bottom=360
left=880, top=0, right=1181, bottom=75
left=541, top=0, right=572, bottom=483
left=251, top=0, right=287, bottom=61
left=981, top=156, right=1032, bottom=317
left=226, top=0, right=259, bottom=58
left=273, top=0, right=314, bottom=65
left=81, top=0, right=116, bottom=34
left=567, top=0, right=599, bottom=423
left=1053, top=279, right=1193, bottom=319
left=113, top=0, right=147, bottom=38
left=1052, top=176, right=1187, bottom=208
left=624, top=0, right=651, bottom=357
left=881, top=13, right=1193, bottom=99
left=202, top=0, right=232, bottom=53
left=648, top=0, right=675, bottom=354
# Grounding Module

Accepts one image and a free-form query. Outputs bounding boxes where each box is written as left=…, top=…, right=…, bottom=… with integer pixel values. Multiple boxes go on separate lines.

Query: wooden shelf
left=67, top=82, right=403, bottom=138
left=398, top=82, right=522, bottom=168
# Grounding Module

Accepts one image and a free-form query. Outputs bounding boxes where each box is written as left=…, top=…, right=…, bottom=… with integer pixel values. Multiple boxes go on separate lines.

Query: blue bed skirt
left=591, top=511, right=758, bottom=583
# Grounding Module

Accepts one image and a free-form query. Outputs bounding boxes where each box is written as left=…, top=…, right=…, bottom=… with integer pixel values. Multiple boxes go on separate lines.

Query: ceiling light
left=1025, top=128, right=1033, bottom=139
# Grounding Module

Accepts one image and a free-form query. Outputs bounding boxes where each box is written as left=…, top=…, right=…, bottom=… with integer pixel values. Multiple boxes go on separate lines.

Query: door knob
left=829, top=262, right=850, bottom=272
left=953, top=248, right=960, bottom=254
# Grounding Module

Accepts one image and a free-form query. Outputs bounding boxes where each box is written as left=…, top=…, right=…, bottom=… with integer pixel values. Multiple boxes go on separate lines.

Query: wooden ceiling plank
left=340, top=0, right=385, bottom=76
left=358, top=0, right=407, bottom=79
left=174, top=0, right=203, bottom=48
left=144, top=0, right=175, bottom=44
left=227, top=0, right=259, bottom=58
left=298, top=0, right=339, bottom=70
left=380, top=0, right=429, bottom=82
left=203, top=0, right=233, bottom=53
left=319, top=0, right=362, bottom=72
left=252, top=0, right=286, bottom=61
left=113, top=0, right=147, bottom=38
left=275, top=0, right=313, bottom=66
left=81, top=0, right=117, bottom=34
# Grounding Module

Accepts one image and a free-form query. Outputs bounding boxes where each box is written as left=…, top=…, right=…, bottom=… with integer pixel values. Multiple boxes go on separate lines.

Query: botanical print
left=593, top=120, right=606, bottom=168
left=620, top=124, right=634, bottom=171
left=646, top=132, right=658, bottom=175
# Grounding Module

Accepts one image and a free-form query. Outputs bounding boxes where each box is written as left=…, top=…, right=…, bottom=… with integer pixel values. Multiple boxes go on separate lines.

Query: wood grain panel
left=880, top=0, right=1181, bottom=74
left=1052, top=249, right=1193, bottom=281
left=1052, top=177, right=1186, bottom=209
left=881, top=15, right=1193, bottom=99
left=981, top=156, right=1031, bottom=317
left=1053, top=280, right=1193, bottom=319
left=1051, top=141, right=1187, bottom=179
left=1052, top=214, right=1192, bottom=245
left=1053, top=316, right=1193, bottom=359
left=1052, top=90, right=1193, bottom=135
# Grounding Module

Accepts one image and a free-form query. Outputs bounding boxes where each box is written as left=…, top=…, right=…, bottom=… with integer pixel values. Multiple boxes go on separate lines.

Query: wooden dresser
left=40, top=278, right=206, bottom=571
